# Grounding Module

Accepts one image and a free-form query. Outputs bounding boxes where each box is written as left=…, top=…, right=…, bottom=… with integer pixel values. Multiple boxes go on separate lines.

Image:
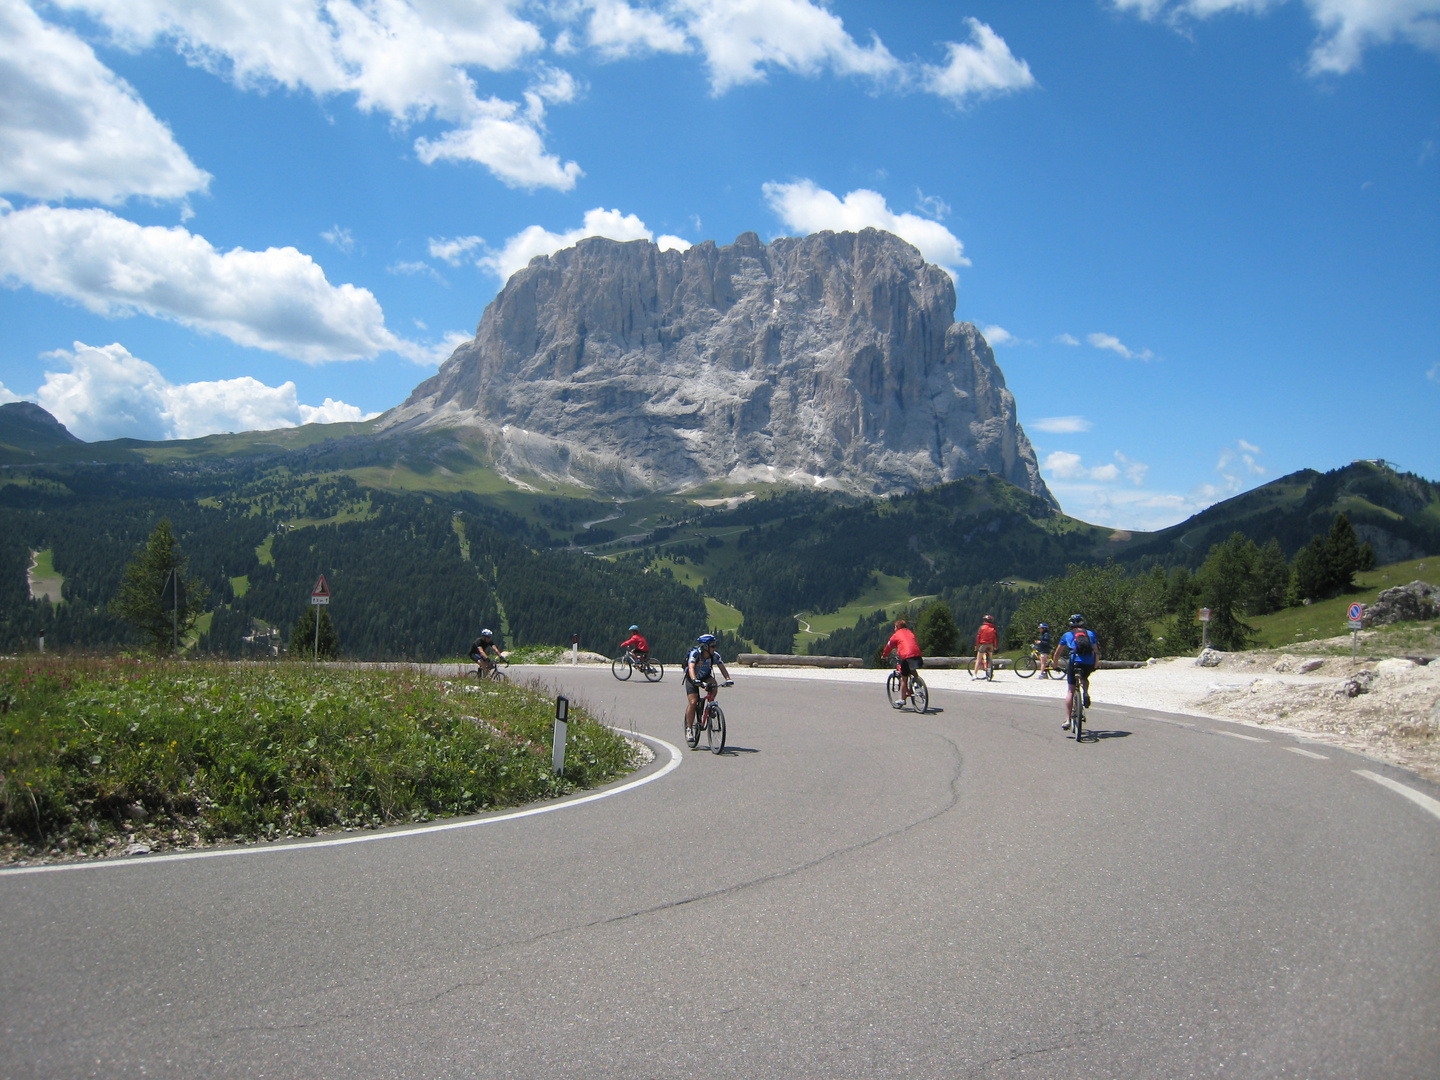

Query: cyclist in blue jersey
left=684, top=634, right=733, bottom=740
left=1051, top=614, right=1099, bottom=730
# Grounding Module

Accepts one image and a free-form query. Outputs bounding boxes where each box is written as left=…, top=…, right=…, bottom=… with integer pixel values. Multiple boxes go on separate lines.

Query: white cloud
left=585, top=0, right=689, bottom=59
left=1114, top=449, right=1149, bottom=485
left=921, top=17, right=1037, bottom=104
left=0, top=0, right=209, bottom=204
left=762, top=179, right=969, bottom=275
left=1031, top=416, right=1093, bottom=434
left=1054, top=333, right=1080, bottom=346
left=1429, top=361, right=1440, bottom=383
left=33, top=341, right=380, bottom=441
left=0, top=380, right=20, bottom=404
left=480, top=207, right=690, bottom=283
left=981, top=325, right=1016, bottom=346
left=1216, top=439, right=1266, bottom=480
left=0, top=203, right=417, bottom=364
left=1043, top=450, right=1086, bottom=480
left=914, top=190, right=951, bottom=220
left=1111, top=0, right=1440, bottom=75
left=321, top=226, right=355, bottom=253
left=387, top=260, right=445, bottom=283
left=52, top=0, right=581, bottom=191
left=429, top=235, right=486, bottom=265
left=1087, top=331, right=1154, bottom=360
left=1044, top=448, right=1152, bottom=486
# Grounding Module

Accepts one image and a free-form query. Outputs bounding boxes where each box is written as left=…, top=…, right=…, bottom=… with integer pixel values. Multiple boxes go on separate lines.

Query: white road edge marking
left=1212, top=729, right=1269, bottom=743
left=0, top=732, right=684, bottom=878
left=1284, top=746, right=1329, bottom=760
left=1354, top=770, right=1440, bottom=823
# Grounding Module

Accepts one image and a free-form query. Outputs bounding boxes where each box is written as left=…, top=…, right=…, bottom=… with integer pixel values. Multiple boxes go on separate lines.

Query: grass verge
left=0, top=657, right=637, bottom=862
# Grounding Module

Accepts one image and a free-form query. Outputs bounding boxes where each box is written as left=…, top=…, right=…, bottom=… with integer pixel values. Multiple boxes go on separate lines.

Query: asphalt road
left=2, top=667, right=1438, bottom=1079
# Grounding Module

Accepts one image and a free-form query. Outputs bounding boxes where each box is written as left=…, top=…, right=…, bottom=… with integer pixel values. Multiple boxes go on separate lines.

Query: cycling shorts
left=1066, top=660, right=1094, bottom=683
left=897, top=657, right=922, bottom=678
left=684, top=673, right=716, bottom=696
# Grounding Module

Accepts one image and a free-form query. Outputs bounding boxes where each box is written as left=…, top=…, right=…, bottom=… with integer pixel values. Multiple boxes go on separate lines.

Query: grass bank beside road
left=0, top=658, right=637, bottom=864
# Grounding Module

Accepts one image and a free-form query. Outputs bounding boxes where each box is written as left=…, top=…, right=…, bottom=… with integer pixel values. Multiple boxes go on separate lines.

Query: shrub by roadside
left=0, top=658, right=636, bottom=862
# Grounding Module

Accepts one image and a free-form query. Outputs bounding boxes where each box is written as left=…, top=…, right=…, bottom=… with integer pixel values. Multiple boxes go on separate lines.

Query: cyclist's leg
left=684, top=679, right=701, bottom=729
left=1063, top=664, right=1076, bottom=728
left=1081, top=666, right=1092, bottom=707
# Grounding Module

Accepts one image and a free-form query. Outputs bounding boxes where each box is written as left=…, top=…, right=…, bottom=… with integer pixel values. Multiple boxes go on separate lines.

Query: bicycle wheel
left=490, top=665, right=508, bottom=683
left=910, top=675, right=929, bottom=714
left=1071, top=686, right=1085, bottom=742
left=886, top=671, right=905, bottom=708
left=968, top=656, right=980, bottom=680
left=611, top=655, right=633, bottom=680
left=1015, top=653, right=1037, bottom=678
left=642, top=659, right=664, bottom=682
left=986, top=660, right=994, bottom=682
left=685, top=711, right=700, bottom=749
left=707, top=704, right=726, bottom=754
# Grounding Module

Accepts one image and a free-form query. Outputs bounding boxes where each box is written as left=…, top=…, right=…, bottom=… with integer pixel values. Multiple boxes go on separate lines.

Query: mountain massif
left=383, top=229, right=1050, bottom=502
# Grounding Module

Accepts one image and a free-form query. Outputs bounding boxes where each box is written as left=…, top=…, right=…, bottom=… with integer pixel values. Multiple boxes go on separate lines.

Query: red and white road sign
left=311, top=575, right=330, bottom=605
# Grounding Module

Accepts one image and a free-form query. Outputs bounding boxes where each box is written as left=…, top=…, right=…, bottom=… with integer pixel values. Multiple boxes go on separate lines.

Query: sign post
left=1198, top=607, right=1212, bottom=650
left=311, top=575, right=330, bottom=660
left=552, top=696, right=569, bottom=774
left=571, top=633, right=578, bottom=666
left=1348, top=603, right=1365, bottom=663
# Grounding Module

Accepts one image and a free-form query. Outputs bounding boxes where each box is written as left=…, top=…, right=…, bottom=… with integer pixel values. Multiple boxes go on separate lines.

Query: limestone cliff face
left=381, top=228, right=1052, bottom=502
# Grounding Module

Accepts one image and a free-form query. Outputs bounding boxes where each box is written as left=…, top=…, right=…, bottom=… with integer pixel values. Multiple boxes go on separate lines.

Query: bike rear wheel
left=706, top=704, right=726, bottom=753
left=1071, top=683, right=1085, bottom=741
left=642, top=659, right=664, bottom=682
left=612, top=655, right=633, bottom=681
left=885, top=671, right=905, bottom=708
left=910, top=675, right=929, bottom=714
left=1015, top=653, right=1037, bottom=678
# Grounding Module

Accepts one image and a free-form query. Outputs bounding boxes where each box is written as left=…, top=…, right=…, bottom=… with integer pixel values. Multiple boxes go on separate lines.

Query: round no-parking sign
left=1348, top=603, right=1365, bottom=628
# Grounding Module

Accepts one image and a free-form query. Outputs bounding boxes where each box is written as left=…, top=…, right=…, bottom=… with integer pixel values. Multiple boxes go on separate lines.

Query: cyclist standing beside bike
left=881, top=618, right=923, bottom=705
left=1035, top=622, right=1053, bottom=676
left=684, top=634, right=732, bottom=741
left=974, top=614, right=999, bottom=677
left=1051, top=614, right=1099, bottom=730
left=470, top=628, right=504, bottom=675
left=619, top=624, right=649, bottom=661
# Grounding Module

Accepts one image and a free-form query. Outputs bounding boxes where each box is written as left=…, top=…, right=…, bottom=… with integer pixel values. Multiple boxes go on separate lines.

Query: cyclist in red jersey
left=974, top=614, right=999, bottom=678
left=881, top=618, right=924, bottom=705
left=618, top=624, right=649, bottom=661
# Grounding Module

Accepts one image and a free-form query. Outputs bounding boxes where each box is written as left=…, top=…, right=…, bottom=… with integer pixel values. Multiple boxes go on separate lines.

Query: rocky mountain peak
left=382, top=228, right=1052, bottom=503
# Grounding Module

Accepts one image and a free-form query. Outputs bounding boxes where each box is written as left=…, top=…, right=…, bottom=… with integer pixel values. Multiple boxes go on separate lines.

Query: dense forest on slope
left=1, top=464, right=706, bottom=661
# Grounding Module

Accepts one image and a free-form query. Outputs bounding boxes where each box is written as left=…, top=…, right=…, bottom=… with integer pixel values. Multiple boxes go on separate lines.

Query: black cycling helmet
left=697, top=633, right=717, bottom=645
left=629, top=625, right=639, bottom=632
left=1069, top=614, right=1085, bottom=626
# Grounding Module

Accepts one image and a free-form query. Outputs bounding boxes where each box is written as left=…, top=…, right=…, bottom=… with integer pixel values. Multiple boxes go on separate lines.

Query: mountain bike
left=1066, top=666, right=1089, bottom=742
left=885, top=662, right=928, bottom=713
left=685, top=680, right=732, bottom=753
left=612, top=648, right=665, bottom=682
left=473, top=656, right=509, bottom=683
left=1014, top=647, right=1054, bottom=679
left=970, top=650, right=995, bottom=681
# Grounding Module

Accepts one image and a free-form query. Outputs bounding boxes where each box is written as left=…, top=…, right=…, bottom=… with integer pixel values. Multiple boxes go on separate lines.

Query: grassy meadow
left=0, top=658, right=636, bottom=861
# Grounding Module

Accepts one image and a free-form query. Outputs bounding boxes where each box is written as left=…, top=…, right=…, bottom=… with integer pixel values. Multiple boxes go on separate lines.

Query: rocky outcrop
left=1367, top=580, right=1440, bottom=625
left=381, top=229, right=1052, bottom=502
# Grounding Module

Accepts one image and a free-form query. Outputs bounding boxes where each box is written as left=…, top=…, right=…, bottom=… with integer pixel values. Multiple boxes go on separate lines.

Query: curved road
left=2, top=669, right=1437, bottom=1078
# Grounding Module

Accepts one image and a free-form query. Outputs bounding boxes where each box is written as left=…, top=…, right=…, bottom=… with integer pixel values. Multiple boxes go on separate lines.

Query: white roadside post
left=552, top=696, right=569, bottom=775
left=1198, top=606, right=1211, bottom=650
left=311, top=575, right=330, bottom=660
left=571, top=633, right=578, bottom=665
left=1348, top=603, right=1365, bottom=663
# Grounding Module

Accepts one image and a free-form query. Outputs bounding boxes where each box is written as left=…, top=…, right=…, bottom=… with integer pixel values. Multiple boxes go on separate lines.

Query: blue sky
left=1, top=0, right=1436, bottom=530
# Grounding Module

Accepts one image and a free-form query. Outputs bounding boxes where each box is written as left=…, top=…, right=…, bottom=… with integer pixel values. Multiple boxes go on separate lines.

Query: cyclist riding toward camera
left=470, top=629, right=504, bottom=675
left=619, top=624, right=649, bottom=662
left=881, top=618, right=923, bottom=705
left=684, top=634, right=732, bottom=741
left=1052, top=614, right=1099, bottom=730
left=1035, top=622, right=1053, bottom=676
left=974, top=614, right=999, bottom=678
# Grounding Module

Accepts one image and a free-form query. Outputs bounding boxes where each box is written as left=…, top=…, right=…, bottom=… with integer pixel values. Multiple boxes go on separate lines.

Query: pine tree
left=916, top=601, right=959, bottom=656
left=1197, top=532, right=1258, bottom=650
left=109, top=519, right=210, bottom=655
left=1328, top=513, right=1361, bottom=593
left=290, top=606, right=339, bottom=659
left=1248, top=538, right=1290, bottom=615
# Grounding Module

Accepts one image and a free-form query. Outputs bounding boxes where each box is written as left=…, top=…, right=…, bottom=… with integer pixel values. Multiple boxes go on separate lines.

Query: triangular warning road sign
left=312, top=574, right=330, bottom=598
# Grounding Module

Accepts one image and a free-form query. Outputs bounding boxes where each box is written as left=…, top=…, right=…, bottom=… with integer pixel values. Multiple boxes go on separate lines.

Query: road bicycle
left=1013, top=647, right=1056, bottom=679
left=611, top=647, right=664, bottom=682
left=473, top=656, right=509, bottom=683
left=885, top=662, right=929, bottom=713
left=969, top=650, right=995, bottom=681
left=685, top=680, right=732, bottom=754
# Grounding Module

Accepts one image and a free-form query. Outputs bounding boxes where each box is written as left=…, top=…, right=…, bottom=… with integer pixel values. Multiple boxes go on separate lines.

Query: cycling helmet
left=480, top=628, right=493, bottom=636
left=1039, top=622, right=1049, bottom=630
left=629, top=625, right=639, bottom=631
left=983, top=614, right=995, bottom=623
left=697, top=633, right=717, bottom=645
left=1069, top=614, right=1085, bottom=626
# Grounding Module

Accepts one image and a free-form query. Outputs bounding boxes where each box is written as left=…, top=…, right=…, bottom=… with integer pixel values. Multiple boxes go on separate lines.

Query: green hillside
left=1248, top=557, right=1440, bottom=650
